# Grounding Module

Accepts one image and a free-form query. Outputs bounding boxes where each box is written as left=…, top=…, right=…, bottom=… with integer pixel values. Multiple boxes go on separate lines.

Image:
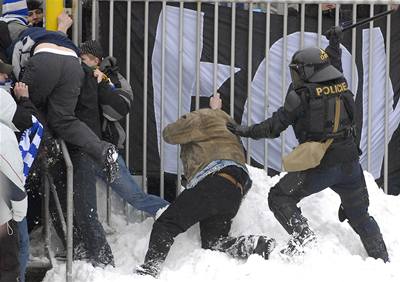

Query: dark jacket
left=74, top=63, right=102, bottom=140
left=243, top=44, right=359, bottom=168
left=99, top=56, right=133, bottom=149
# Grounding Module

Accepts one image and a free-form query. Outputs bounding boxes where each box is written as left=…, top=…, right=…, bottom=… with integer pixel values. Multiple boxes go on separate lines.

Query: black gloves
left=226, top=121, right=252, bottom=137
left=324, top=26, right=343, bottom=48
left=103, top=145, right=119, bottom=183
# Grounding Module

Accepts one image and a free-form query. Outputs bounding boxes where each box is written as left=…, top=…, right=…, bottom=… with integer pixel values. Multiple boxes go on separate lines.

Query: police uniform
left=228, top=46, right=389, bottom=261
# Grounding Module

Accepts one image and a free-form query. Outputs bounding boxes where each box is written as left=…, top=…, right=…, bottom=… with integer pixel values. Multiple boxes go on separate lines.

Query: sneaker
left=281, top=226, right=316, bottom=257
left=253, top=236, right=276, bottom=259
left=136, top=262, right=159, bottom=277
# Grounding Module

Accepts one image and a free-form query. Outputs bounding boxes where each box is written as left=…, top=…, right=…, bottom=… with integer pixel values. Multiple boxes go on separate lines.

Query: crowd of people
left=0, top=1, right=394, bottom=281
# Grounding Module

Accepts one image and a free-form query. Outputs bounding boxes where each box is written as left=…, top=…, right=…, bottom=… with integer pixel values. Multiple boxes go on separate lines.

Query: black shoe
left=90, top=245, right=115, bottom=268
left=253, top=236, right=276, bottom=259
left=136, top=262, right=159, bottom=277
left=281, top=226, right=316, bottom=257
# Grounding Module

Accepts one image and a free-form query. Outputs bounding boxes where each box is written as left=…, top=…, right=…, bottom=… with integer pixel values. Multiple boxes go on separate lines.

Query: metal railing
left=90, top=0, right=397, bottom=198
left=43, top=1, right=396, bottom=279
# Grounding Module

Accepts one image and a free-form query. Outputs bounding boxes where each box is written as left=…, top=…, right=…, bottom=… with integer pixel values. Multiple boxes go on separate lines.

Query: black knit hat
left=0, top=59, right=13, bottom=75
left=79, top=40, right=104, bottom=60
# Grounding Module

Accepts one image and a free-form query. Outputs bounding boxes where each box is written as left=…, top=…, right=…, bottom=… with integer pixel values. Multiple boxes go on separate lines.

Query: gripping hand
left=227, top=121, right=252, bottom=137
left=324, top=26, right=343, bottom=48
left=103, top=145, right=119, bottom=183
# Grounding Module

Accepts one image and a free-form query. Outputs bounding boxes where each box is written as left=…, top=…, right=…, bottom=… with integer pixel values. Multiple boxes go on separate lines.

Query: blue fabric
left=187, top=160, right=248, bottom=189
left=2, top=0, right=28, bottom=24
left=18, top=115, right=43, bottom=181
left=98, top=156, right=169, bottom=216
left=18, top=27, right=80, bottom=55
left=18, top=217, right=29, bottom=282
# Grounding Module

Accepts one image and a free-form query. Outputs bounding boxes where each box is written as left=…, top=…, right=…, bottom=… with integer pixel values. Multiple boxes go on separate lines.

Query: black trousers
left=268, top=160, right=388, bottom=261
left=50, top=151, right=113, bottom=263
left=0, top=221, right=19, bottom=282
left=143, top=166, right=256, bottom=271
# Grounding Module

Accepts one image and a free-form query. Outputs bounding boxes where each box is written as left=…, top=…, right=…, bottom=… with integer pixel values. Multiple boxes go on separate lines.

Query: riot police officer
left=227, top=29, right=389, bottom=261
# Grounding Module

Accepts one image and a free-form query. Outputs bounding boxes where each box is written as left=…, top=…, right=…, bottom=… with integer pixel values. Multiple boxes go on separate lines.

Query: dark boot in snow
left=280, top=214, right=316, bottom=256
left=136, top=261, right=160, bottom=278
left=253, top=236, right=277, bottom=259
left=91, top=245, right=115, bottom=268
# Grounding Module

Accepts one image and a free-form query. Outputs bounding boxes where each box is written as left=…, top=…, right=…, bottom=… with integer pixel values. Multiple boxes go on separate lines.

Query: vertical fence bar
left=351, top=3, right=357, bottom=93
left=195, top=1, right=201, bottom=109
left=335, top=3, right=340, bottom=26
left=264, top=2, right=270, bottom=170
left=367, top=4, right=374, bottom=172
left=230, top=2, right=236, bottom=118
left=246, top=2, right=253, bottom=164
left=60, top=141, right=73, bottom=282
left=317, top=3, right=322, bottom=48
left=109, top=0, right=114, bottom=56
left=213, top=1, right=219, bottom=96
left=43, top=165, right=50, bottom=264
left=91, top=0, right=97, bottom=40
left=72, top=0, right=79, bottom=45
left=125, top=0, right=131, bottom=175
left=177, top=1, right=184, bottom=195
left=300, top=2, right=305, bottom=48
left=143, top=0, right=149, bottom=193
left=384, top=5, right=391, bottom=194
left=281, top=3, right=288, bottom=169
left=160, top=0, right=167, bottom=199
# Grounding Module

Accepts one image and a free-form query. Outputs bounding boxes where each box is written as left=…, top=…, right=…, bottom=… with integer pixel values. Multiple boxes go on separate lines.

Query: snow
left=42, top=166, right=400, bottom=282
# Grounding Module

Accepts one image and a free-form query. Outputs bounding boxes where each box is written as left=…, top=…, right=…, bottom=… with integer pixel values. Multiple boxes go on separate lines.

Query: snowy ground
left=43, top=166, right=400, bottom=282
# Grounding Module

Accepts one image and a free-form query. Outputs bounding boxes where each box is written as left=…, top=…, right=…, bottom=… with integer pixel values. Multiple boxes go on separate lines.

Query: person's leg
left=18, top=218, right=29, bottom=282
left=137, top=174, right=230, bottom=277
left=332, top=161, right=389, bottom=262
left=103, top=156, right=169, bottom=216
left=0, top=221, right=20, bottom=282
left=268, top=167, right=340, bottom=255
left=71, top=151, right=114, bottom=267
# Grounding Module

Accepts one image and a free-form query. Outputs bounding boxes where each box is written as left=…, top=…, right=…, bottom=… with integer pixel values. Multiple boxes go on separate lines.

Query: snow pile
left=43, top=166, right=400, bottom=282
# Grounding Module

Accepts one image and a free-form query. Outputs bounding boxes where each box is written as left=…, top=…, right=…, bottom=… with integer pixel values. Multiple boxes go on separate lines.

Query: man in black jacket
left=78, top=40, right=169, bottom=217
left=228, top=28, right=389, bottom=261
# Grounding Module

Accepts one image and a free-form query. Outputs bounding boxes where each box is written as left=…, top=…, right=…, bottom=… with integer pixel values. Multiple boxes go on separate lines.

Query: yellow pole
left=45, top=0, right=64, bottom=31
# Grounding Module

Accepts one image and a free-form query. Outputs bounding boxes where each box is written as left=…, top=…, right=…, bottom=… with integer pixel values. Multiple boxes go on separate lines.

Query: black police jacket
left=244, top=78, right=359, bottom=168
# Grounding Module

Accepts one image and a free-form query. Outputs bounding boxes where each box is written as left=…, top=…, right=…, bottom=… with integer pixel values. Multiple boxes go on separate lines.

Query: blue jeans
left=99, top=156, right=169, bottom=216
left=18, top=218, right=29, bottom=282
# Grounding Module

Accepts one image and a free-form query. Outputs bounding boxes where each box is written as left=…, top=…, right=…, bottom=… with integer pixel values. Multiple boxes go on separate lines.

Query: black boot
left=361, top=235, right=389, bottom=262
left=253, top=236, right=277, bottom=259
left=281, top=214, right=316, bottom=256
left=136, top=260, right=161, bottom=277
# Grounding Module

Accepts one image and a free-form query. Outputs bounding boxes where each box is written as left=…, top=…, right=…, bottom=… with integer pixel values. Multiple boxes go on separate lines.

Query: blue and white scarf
left=18, top=115, right=43, bottom=181
left=1, top=0, right=28, bottom=25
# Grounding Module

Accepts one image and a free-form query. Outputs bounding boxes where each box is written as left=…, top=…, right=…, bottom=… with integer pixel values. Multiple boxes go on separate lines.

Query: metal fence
left=63, top=0, right=399, bottom=280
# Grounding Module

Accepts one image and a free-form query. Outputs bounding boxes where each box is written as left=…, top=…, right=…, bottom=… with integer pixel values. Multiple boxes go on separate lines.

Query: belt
left=217, top=172, right=244, bottom=195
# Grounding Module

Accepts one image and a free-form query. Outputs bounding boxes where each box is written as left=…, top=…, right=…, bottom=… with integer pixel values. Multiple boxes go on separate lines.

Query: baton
left=341, top=9, right=395, bottom=32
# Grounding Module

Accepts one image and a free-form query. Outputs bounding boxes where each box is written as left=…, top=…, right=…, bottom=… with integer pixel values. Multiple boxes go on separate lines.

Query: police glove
left=324, top=26, right=343, bottom=48
left=226, top=121, right=252, bottom=137
left=103, top=145, right=119, bottom=183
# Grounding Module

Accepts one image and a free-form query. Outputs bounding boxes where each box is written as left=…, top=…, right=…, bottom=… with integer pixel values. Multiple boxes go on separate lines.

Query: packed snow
left=42, top=166, right=400, bottom=282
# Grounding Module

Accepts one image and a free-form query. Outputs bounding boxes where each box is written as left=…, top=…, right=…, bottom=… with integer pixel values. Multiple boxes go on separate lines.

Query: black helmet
left=289, top=47, right=343, bottom=89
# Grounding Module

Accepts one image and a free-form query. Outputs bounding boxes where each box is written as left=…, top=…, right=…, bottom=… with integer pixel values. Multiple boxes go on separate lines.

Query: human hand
left=57, top=11, right=73, bottom=34
left=226, top=121, right=252, bottom=137
left=13, top=82, right=29, bottom=100
left=324, top=25, right=343, bottom=48
left=103, top=145, right=119, bottom=183
left=93, top=68, right=106, bottom=84
left=209, top=92, right=222, bottom=110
